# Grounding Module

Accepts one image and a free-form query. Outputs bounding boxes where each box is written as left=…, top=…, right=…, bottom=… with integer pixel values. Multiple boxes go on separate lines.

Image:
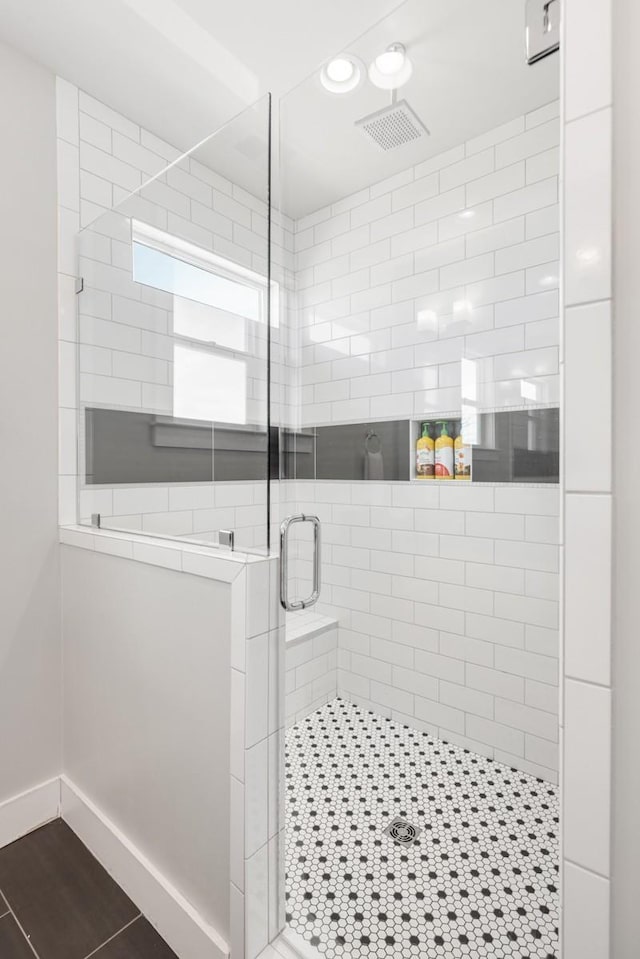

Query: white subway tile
left=466, top=218, right=525, bottom=258
left=526, top=204, right=560, bottom=239
left=370, top=681, right=412, bottom=714
left=79, top=91, right=139, bottom=140
left=466, top=662, right=523, bottom=702
left=392, top=270, right=439, bottom=303
left=415, top=237, right=465, bottom=272
left=525, top=678, right=558, bottom=714
left=565, top=302, right=612, bottom=491
left=350, top=194, right=392, bottom=227
left=495, top=234, right=559, bottom=275
left=440, top=534, right=493, bottom=564
left=563, top=862, right=610, bottom=959
left=415, top=187, right=465, bottom=225
left=391, top=665, right=438, bottom=700
left=494, top=645, right=558, bottom=684
left=494, top=593, right=558, bottom=630
left=526, top=260, right=559, bottom=294
left=391, top=173, right=438, bottom=212
left=495, top=488, right=559, bottom=515
left=440, top=253, right=494, bottom=290
left=564, top=680, right=611, bottom=876
left=437, top=202, right=493, bottom=241
left=494, top=698, right=557, bottom=741
left=79, top=113, right=111, bottom=153
left=80, top=142, right=141, bottom=192
left=414, top=556, right=465, bottom=584
left=495, top=540, right=559, bottom=573
left=495, top=120, right=560, bottom=168
left=465, top=117, right=524, bottom=155
left=414, top=145, right=465, bottom=177
left=466, top=715, right=524, bottom=755
left=390, top=221, right=438, bottom=257
left=440, top=149, right=495, bottom=191
left=439, top=583, right=494, bottom=615
left=526, top=147, right=560, bottom=185
left=494, top=177, right=558, bottom=222
left=440, top=632, right=494, bottom=667
left=525, top=570, right=559, bottom=601
left=466, top=163, right=525, bottom=206
left=370, top=167, right=414, bottom=199
left=466, top=562, right=525, bottom=595
left=565, top=494, right=611, bottom=685
left=464, top=324, right=524, bottom=358
left=415, top=697, right=465, bottom=734
left=494, top=289, right=558, bottom=328
left=565, top=0, right=612, bottom=121
left=466, top=612, right=525, bottom=649
left=493, top=346, right=558, bottom=381
left=414, top=602, right=464, bottom=635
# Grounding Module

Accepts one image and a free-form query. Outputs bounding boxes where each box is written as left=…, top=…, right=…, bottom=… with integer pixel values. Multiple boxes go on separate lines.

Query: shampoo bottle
left=416, top=422, right=435, bottom=479
left=435, top=421, right=454, bottom=479
left=454, top=428, right=472, bottom=480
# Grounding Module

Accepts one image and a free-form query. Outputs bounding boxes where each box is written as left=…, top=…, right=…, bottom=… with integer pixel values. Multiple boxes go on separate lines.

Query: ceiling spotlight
left=320, top=56, right=362, bottom=94
left=369, top=42, right=413, bottom=90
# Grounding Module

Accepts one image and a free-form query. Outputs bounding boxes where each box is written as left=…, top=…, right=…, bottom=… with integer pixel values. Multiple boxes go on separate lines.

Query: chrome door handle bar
left=279, top=514, right=321, bottom=611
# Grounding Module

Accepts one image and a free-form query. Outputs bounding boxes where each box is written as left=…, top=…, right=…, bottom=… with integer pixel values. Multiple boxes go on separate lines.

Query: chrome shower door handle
left=279, top=514, right=321, bottom=611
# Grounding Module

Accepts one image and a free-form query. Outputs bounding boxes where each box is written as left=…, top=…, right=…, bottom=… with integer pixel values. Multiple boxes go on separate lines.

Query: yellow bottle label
left=454, top=435, right=472, bottom=479
left=435, top=433, right=454, bottom=479
left=416, top=435, right=435, bottom=479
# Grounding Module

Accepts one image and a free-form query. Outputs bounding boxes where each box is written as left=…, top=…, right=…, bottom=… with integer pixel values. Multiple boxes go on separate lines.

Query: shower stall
left=60, top=1, right=561, bottom=957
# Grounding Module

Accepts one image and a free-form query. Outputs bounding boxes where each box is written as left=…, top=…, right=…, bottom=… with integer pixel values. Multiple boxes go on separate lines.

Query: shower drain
left=383, top=817, right=421, bottom=846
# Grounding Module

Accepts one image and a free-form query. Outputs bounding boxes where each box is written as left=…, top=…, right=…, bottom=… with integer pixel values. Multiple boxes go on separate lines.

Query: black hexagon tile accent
left=285, top=698, right=558, bottom=959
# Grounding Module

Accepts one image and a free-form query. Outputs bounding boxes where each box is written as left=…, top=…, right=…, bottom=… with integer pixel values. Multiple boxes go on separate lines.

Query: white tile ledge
left=59, top=525, right=273, bottom=583
left=286, top=610, right=339, bottom=647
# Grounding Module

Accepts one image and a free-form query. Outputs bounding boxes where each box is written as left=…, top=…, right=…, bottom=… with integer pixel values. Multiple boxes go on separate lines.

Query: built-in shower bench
left=285, top=609, right=338, bottom=725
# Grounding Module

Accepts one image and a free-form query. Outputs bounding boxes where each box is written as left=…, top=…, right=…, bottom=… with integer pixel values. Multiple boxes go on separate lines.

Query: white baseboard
left=0, top=778, right=60, bottom=850
left=60, top=776, right=229, bottom=959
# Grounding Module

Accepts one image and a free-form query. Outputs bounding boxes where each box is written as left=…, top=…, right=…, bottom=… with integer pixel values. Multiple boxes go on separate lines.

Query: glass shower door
left=76, top=95, right=273, bottom=554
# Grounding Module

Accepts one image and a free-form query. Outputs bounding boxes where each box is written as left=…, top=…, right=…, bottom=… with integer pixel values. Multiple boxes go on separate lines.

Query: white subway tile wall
left=288, top=480, right=559, bottom=782
left=58, top=85, right=560, bottom=782
left=561, top=0, right=614, bottom=953
left=293, top=103, right=560, bottom=426
left=285, top=625, right=338, bottom=726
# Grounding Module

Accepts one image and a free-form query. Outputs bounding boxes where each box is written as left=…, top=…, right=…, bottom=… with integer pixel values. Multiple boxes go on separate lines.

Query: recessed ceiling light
left=369, top=42, right=413, bottom=90
left=320, top=56, right=362, bottom=94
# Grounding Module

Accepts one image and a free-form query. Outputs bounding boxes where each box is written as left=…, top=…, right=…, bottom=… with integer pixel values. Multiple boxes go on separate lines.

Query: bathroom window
left=172, top=345, right=247, bottom=425
left=131, top=221, right=272, bottom=424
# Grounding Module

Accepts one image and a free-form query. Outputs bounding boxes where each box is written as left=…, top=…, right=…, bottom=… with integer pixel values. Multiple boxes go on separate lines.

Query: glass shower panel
left=76, top=95, right=272, bottom=554
left=277, top=3, right=560, bottom=956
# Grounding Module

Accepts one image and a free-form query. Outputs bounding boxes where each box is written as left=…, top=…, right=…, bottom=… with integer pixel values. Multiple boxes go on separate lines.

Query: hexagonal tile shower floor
left=285, top=699, right=558, bottom=959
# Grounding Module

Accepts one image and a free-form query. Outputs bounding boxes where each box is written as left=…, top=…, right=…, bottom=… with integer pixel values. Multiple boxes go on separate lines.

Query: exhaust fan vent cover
left=356, top=99, right=429, bottom=151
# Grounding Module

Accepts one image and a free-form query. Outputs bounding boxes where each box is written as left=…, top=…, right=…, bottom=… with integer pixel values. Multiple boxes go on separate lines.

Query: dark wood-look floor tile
left=0, top=820, right=139, bottom=959
left=0, top=913, right=38, bottom=958
left=92, top=916, right=178, bottom=958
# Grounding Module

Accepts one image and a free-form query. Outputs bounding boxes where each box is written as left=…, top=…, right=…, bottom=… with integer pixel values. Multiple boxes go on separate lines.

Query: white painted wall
left=61, top=545, right=231, bottom=940
left=0, top=39, right=61, bottom=805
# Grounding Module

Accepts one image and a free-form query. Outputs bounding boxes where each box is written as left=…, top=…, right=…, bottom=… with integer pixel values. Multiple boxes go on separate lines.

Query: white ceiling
left=280, top=0, right=559, bottom=217
left=0, top=0, right=559, bottom=220
left=0, top=0, right=401, bottom=149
